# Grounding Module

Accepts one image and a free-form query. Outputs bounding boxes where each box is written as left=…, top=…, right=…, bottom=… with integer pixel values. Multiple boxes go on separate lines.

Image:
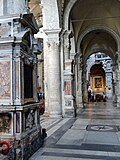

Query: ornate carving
left=0, top=141, right=9, bottom=155
left=0, top=113, right=12, bottom=134
left=47, top=42, right=51, bottom=47
left=63, top=30, right=74, bottom=60
left=47, top=41, right=59, bottom=48
left=25, top=110, right=35, bottom=129
left=65, top=100, right=72, bottom=106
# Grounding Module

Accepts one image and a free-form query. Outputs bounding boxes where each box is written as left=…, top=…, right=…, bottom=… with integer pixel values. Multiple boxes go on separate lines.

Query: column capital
left=43, top=28, right=61, bottom=43
left=47, top=41, right=59, bottom=48
left=43, top=28, right=61, bottom=35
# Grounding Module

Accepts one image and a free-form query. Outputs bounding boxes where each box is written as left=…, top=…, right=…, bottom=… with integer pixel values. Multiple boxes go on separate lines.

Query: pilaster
left=62, top=30, right=76, bottom=117
left=115, top=51, right=120, bottom=107
left=76, top=54, right=83, bottom=111
left=64, top=30, right=71, bottom=60
left=112, top=64, right=117, bottom=105
left=63, top=59, right=75, bottom=117
left=83, top=67, right=88, bottom=104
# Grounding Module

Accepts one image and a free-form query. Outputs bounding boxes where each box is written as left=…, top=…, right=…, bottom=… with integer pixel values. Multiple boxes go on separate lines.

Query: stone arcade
left=40, top=0, right=120, bottom=117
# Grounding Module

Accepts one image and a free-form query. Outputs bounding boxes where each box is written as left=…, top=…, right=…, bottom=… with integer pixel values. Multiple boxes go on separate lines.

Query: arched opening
left=86, top=52, right=113, bottom=102
left=62, top=0, right=120, bottom=116
left=90, top=63, right=106, bottom=100
left=75, top=28, right=118, bottom=113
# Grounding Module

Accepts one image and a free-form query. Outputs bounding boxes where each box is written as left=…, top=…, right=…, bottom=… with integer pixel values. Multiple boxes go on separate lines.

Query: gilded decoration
left=0, top=61, right=11, bottom=98
left=93, top=76, right=104, bottom=93
left=94, top=77, right=103, bottom=88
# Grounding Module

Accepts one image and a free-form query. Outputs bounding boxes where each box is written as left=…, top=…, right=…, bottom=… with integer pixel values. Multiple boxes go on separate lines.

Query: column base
left=49, top=111, right=62, bottom=118
left=43, top=110, right=50, bottom=117
left=76, top=103, right=84, bottom=114
left=63, top=107, right=75, bottom=117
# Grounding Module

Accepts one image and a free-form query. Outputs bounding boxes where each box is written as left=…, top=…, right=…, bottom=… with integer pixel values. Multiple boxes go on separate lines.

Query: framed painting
left=94, top=76, right=103, bottom=88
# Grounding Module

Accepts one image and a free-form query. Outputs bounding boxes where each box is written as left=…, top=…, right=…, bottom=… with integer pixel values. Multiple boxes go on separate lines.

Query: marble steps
left=30, top=147, right=120, bottom=160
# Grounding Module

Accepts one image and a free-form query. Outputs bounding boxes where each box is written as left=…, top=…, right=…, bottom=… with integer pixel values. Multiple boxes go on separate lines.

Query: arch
left=76, top=25, right=120, bottom=64
left=63, top=0, right=78, bottom=29
left=77, top=26, right=120, bottom=52
left=84, top=49, right=114, bottom=64
left=63, top=1, right=120, bottom=66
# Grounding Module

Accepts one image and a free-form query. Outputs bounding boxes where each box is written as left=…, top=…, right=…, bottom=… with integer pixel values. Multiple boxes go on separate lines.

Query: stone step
left=30, top=147, right=120, bottom=160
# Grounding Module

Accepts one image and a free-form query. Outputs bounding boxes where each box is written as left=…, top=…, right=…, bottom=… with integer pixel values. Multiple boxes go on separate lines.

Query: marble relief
left=0, top=61, right=11, bottom=99
left=25, top=110, right=35, bottom=130
left=0, top=113, right=12, bottom=134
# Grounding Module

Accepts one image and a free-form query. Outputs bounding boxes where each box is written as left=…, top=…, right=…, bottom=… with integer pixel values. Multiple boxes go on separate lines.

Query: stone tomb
left=0, top=13, right=43, bottom=160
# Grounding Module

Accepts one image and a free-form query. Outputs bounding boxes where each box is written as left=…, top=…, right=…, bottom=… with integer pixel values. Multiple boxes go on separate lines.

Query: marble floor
left=29, top=101, right=120, bottom=160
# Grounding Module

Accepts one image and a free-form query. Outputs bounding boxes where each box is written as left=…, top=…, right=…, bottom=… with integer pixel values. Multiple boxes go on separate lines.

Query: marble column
left=44, top=29, right=62, bottom=117
left=43, top=32, right=49, bottom=116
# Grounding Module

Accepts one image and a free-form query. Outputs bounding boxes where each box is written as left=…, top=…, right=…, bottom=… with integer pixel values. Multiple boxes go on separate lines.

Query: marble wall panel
left=7, top=0, right=25, bottom=15
left=0, top=61, right=11, bottom=99
left=16, top=112, right=20, bottom=133
left=15, top=61, right=20, bottom=100
left=0, top=0, right=3, bottom=16
left=0, top=22, right=12, bottom=37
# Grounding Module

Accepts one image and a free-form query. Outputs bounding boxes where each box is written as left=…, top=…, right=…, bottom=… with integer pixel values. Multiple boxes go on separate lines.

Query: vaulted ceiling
left=69, top=0, right=120, bottom=59
left=70, top=0, right=120, bottom=40
left=29, top=0, right=120, bottom=60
